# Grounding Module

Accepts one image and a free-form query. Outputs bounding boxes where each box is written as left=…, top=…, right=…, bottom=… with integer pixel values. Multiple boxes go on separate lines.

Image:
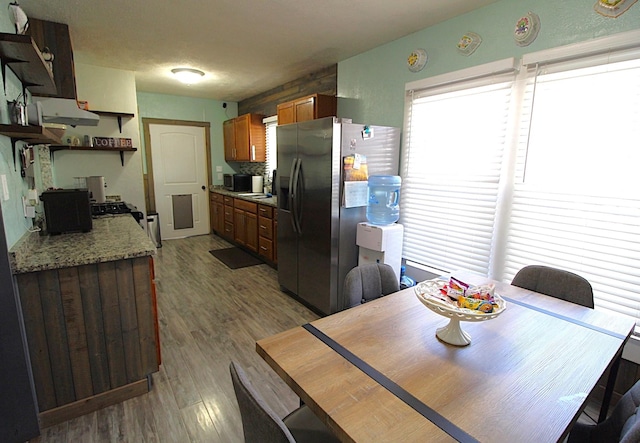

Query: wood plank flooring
left=29, top=233, right=319, bottom=443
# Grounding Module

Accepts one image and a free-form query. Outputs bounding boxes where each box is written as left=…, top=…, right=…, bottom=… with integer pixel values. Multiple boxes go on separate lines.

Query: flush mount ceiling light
left=171, top=68, right=205, bottom=84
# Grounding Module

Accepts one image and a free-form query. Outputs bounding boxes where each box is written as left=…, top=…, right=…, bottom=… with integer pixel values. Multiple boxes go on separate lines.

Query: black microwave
left=223, top=174, right=251, bottom=192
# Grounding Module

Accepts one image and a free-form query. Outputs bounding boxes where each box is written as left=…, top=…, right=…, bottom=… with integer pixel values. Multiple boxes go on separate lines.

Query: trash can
left=147, top=212, right=162, bottom=248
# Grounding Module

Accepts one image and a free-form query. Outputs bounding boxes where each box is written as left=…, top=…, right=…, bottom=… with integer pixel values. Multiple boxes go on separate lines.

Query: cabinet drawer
left=224, top=221, right=234, bottom=237
left=223, top=196, right=234, bottom=206
left=224, top=205, right=234, bottom=222
left=259, top=216, right=273, bottom=239
left=211, top=192, right=224, bottom=203
left=259, top=237, right=273, bottom=261
left=258, top=204, right=273, bottom=218
left=234, top=198, right=257, bottom=213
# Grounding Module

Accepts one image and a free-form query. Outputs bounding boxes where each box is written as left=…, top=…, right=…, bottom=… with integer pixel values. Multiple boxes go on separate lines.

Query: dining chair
left=343, top=263, right=400, bottom=309
left=229, top=361, right=340, bottom=443
left=568, top=378, right=640, bottom=442
left=511, top=265, right=594, bottom=308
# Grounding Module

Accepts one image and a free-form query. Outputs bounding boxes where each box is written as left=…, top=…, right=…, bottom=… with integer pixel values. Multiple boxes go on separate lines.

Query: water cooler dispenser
left=356, top=222, right=404, bottom=282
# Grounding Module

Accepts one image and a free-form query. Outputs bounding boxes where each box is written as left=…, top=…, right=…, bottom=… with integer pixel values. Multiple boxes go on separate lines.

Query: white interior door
left=149, top=124, right=209, bottom=239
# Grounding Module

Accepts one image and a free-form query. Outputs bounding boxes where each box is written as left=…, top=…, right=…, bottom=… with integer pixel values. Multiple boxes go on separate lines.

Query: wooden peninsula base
left=10, top=216, right=159, bottom=428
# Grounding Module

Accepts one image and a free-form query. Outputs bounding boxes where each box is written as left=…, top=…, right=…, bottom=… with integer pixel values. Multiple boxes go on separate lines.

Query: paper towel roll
left=252, top=176, right=264, bottom=193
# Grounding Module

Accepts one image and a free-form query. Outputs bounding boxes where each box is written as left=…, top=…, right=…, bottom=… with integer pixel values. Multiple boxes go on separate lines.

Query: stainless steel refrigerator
left=277, top=117, right=400, bottom=315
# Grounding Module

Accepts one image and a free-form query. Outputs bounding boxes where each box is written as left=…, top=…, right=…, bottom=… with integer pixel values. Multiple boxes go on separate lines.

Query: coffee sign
left=93, top=137, right=133, bottom=148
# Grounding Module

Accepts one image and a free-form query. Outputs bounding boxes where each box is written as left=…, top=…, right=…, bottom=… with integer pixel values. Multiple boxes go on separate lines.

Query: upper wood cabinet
left=223, top=113, right=265, bottom=162
left=277, top=94, right=337, bottom=125
left=27, top=18, right=77, bottom=99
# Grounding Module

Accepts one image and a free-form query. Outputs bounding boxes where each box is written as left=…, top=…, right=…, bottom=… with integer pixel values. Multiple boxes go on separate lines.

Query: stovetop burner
left=91, top=201, right=132, bottom=216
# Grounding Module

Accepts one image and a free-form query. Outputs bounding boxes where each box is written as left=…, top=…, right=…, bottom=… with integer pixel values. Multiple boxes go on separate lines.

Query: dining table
left=256, top=270, right=636, bottom=443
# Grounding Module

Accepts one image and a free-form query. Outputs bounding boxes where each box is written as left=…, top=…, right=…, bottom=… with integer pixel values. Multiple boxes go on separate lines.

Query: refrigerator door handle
left=292, top=157, right=302, bottom=234
left=289, top=158, right=300, bottom=234
left=294, top=159, right=303, bottom=234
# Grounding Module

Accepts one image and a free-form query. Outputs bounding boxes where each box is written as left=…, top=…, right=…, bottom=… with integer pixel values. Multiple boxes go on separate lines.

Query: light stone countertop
left=9, top=215, right=156, bottom=274
left=210, top=188, right=277, bottom=208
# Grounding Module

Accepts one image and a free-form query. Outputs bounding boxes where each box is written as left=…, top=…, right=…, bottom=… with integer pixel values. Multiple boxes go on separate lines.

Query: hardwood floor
left=29, top=234, right=319, bottom=442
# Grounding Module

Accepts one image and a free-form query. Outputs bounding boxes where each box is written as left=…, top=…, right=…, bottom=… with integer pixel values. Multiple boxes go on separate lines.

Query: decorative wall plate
left=514, top=12, right=541, bottom=47
left=457, top=32, right=482, bottom=56
left=594, top=0, right=638, bottom=17
left=407, top=49, right=428, bottom=72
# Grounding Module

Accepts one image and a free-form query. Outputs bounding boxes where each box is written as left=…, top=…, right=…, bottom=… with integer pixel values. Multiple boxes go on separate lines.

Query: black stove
left=91, top=201, right=144, bottom=224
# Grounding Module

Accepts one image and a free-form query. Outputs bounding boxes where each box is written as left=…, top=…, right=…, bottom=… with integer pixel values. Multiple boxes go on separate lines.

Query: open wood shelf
left=49, top=145, right=137, bottom=166
left=0, top=124, right=62, bottom=144
left=0, top=33, right=56, bottom=95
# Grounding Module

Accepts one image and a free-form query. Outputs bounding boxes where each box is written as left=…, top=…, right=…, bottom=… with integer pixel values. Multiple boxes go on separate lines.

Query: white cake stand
left=415, top=280, right=507, bottom=346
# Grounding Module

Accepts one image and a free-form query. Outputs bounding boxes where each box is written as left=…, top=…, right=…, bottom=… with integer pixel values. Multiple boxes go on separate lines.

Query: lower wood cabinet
left=234, top=198, right=258, bottom=252
left=210, top=192, right=224, bottom=234
left=16, top=256, right=159, bottom=427
left=258, top=204, right=276, bottom=262
left=210, top=192, right=277, bottom=264
left=223, top=196, right=235, bottom=240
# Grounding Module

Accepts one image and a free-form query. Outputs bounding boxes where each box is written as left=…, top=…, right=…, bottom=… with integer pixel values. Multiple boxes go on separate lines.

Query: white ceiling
left=19, top=0, right=499, bottom=102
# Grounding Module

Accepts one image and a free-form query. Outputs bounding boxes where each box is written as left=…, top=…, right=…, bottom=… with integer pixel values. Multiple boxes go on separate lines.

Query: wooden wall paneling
left=97, top=261, right=128, bottom=387
left=131, top=256, right=159, bottom=375
left=39, top=269, right=75, bottom=407
left=16, top=274, right=57, bottom=411
left=77, top=264, right=111, bottom=394
left=115, top=260, right=144, bottom=383
left=58, top=267, right=93, bottom=400
left=238, top=64, right=337, bottom=116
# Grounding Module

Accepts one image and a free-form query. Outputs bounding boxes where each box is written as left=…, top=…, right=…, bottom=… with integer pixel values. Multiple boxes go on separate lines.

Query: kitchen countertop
left=210, top=187, right=277, bottom=208
left=9, top=215, right=156, bottom=274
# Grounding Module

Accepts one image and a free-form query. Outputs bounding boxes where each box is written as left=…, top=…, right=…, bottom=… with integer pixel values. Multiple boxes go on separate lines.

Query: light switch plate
left=216, top=166, right=223, bottom=172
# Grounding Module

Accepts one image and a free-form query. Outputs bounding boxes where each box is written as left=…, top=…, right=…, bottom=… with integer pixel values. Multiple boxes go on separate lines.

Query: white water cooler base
left=356, top=222, right=404, bottom=282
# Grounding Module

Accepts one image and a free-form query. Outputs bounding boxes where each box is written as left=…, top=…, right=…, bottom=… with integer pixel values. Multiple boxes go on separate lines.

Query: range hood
left=29, top=98, right=100, bottom=127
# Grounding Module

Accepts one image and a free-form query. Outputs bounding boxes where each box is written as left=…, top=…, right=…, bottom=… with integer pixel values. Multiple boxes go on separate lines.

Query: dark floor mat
left=209, top=248, right=263, bottom=269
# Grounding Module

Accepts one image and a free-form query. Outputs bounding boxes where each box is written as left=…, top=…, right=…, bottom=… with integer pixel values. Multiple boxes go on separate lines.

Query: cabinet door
left=234, top=208, right=245, bottom=245
left=277, top=102, right=295, bottom=125
left=294, top=96, right=316, bottom=122
left=214, top=202, right=224, bottom=233
left=234, top=115, right=251, bottom=161
left=245, top=212, right=258, bottom=252
left=223, top=119, right=236, bottom=161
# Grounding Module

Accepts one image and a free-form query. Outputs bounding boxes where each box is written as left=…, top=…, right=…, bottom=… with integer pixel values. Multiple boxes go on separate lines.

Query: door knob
left=202, top=185, right=206, bottom=190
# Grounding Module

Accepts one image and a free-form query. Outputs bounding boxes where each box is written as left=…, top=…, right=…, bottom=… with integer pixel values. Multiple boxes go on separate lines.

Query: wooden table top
left=257, top=272, right=635, bottom=443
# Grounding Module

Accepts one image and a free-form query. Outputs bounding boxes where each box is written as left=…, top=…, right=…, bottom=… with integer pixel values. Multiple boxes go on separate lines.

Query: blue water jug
left=366, top=175, right=401, bottom=225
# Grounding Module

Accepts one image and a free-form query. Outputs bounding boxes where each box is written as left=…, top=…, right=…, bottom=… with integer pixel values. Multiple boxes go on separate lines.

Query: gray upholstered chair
left=568, top=379, right=640, bottom=443
left=511, top=265, right=594, bottom=308
left=229, top=361, right=340, bottom=443
left=343, top=263, right=400, bottom=309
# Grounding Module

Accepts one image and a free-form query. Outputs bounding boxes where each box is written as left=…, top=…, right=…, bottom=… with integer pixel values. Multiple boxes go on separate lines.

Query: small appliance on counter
left=86, top=176, right=107, bottom=203
left=252, top=175, right=264, bottom=193
left=40, top=189, right=93, bottom=234
left=223, top=173, right=252, bottom=192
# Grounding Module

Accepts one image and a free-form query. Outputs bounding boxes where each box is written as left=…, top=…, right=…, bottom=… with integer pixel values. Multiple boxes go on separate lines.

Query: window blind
left=263, top=116, right=277, bottom=183
left=400, top=67, right=517, bottom=275
left=504, top=53, right=640, bottom=324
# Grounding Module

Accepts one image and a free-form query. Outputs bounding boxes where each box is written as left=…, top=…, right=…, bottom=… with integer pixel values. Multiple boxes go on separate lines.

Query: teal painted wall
left=0, top=3, right=40, bottom=248
left=136, top=91, right=238, bottom=184
left=337, top=0, right=640, bottom=128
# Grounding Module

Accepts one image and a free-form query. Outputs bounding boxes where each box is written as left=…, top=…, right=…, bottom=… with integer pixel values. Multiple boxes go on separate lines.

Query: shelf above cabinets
left=0, top=33, right=56, bottom=96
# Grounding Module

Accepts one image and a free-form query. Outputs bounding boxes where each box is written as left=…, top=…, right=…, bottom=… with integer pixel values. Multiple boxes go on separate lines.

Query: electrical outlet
left=217, top=173, right=223, bottom=180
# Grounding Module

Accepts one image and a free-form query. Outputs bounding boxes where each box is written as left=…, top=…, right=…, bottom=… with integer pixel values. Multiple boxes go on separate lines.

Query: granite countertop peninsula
left=210, top=187, right=277, bottom=207
left=9, top=215, right=156, bottom=274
